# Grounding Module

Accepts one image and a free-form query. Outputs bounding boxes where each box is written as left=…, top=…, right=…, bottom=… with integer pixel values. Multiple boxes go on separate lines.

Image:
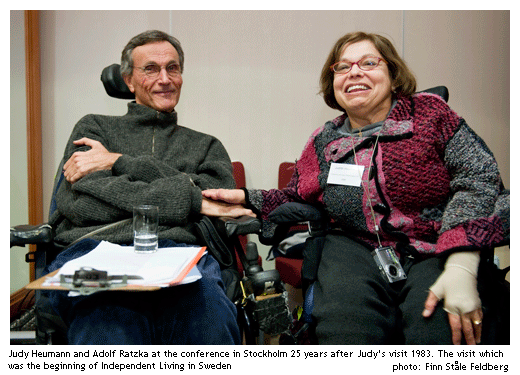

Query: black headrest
left=419, top=86, right=449, bottom=102
left=100, top=64, right=135, bottom=100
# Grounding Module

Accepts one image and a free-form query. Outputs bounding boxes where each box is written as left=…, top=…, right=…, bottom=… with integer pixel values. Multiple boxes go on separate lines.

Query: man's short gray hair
left=120, top=30, right=184, bottom=78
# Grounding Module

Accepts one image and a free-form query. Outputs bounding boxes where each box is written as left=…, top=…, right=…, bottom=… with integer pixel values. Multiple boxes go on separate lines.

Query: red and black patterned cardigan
left=247, top=92, right=509, bottom=258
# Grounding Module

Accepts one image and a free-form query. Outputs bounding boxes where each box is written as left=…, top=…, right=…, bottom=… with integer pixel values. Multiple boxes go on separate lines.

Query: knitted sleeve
left=436, top=119, right=509, bottom=253
left=246, top=126, right=325, bottom=240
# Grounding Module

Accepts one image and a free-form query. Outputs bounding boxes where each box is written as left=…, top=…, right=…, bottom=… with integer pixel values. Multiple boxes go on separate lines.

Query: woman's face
left=333, top=40, right=393, bottom=128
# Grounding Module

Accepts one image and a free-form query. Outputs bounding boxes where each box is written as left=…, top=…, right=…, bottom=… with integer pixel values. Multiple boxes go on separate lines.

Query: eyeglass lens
left=140, top=64, right=181, bottom=77
left=333, top=56, right=381, bottom=74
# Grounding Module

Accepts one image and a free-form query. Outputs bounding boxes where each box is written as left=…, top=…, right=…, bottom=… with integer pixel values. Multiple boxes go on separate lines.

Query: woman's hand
left=422, top=251, right=482, bottom=345
left=202, top=189, right=246, bottom=205
left=200, top=197, right=255, bottom=218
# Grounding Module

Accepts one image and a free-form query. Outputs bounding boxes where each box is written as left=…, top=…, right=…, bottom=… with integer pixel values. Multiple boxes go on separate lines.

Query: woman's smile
left=345, top=84, right=371, bottom=94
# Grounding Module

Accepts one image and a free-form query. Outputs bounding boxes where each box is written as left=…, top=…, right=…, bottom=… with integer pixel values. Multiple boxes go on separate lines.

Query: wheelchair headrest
left=419, top=86, right=449, bottom=102
left=100, top=64, right=135, bottom=100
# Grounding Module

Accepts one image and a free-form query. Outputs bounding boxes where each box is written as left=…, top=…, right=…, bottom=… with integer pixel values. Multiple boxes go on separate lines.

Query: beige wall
left=10, top=11, right=29, bottom=293
left=10, top=10, right=510, bottom=292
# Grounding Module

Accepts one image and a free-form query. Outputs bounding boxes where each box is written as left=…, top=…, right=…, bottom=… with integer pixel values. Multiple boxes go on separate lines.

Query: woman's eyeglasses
left=330, top=56, right=386, bottom=74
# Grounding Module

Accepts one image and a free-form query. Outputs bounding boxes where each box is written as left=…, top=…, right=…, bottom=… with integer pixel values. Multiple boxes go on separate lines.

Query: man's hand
left=200, top=197, right=255, bottom=218
left=202, top=189, right=246, bottom=205
left=63, top=138, right=122, bottom=183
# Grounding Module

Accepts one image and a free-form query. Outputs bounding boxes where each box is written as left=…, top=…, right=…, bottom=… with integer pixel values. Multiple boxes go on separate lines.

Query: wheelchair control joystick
left=245, top=242, right=263, bottom=276
left=241, top=242, right=291, bottom=335
left=244, top=242, right=281, bottom=296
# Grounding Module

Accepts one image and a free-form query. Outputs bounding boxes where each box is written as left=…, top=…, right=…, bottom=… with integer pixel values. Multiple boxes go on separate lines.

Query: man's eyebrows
left=143, top=59, right=179, bottom=66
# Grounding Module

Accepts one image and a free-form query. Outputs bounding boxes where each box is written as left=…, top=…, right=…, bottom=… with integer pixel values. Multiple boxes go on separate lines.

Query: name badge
left=327, top=162, right=364, bottom=187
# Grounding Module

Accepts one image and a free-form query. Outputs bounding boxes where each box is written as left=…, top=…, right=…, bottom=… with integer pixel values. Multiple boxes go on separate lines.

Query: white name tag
left=327, top=162, right=365, bottom=187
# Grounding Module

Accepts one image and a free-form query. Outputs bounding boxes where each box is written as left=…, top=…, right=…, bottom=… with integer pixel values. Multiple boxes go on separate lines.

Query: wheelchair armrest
left=266, top=202, right=328, bottom=242
left=217, top=216, right=261, bottom=237
left=268, top=202, right=324, bottom=225
left=10, top=224, right=54, bottom=248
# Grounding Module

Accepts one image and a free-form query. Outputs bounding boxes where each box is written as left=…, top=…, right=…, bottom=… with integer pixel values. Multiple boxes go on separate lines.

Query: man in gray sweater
left=45, top=30, right=251, bottom=345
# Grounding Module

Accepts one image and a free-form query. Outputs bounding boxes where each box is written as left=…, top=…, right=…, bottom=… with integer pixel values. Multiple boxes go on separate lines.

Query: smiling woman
left=202, top=31, right=509, bottom=345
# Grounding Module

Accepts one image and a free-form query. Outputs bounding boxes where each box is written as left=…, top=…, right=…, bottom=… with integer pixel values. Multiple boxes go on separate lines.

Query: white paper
left=44, top=241, right=204, bottom=290
left=327, top=162, right=365, bottom=187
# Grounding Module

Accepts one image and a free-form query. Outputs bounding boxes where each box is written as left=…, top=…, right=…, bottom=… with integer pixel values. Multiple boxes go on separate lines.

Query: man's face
left=124, top=41, right=183, bottom=113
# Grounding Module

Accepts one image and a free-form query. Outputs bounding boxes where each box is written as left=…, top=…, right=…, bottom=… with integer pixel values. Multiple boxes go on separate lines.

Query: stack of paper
left=42, top=241, right=205, bottom=291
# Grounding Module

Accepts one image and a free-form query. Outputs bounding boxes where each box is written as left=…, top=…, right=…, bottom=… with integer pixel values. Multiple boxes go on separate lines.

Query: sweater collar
left=330, top=95, right=413, bottom=138
left=126, top=102, right=178, bottom=127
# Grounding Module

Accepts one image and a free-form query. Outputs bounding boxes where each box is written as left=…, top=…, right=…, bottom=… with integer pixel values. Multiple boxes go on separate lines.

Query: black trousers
left=311, top=234, right=508, bottom=345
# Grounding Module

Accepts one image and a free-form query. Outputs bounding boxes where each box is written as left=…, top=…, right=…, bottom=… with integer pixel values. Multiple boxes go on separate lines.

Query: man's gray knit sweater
left=49, top=102, right=235, bottom=246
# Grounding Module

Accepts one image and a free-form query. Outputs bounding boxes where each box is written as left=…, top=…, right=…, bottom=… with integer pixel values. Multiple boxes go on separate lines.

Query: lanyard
left=350, top=130, right=383, bottom=248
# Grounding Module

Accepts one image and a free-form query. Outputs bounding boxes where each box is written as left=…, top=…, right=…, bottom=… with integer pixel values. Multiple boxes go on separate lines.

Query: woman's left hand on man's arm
left=422, top=251, right=483, bottom=345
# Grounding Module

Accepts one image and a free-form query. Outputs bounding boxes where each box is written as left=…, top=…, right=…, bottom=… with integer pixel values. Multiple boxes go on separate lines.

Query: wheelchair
left=10, top=64, right=290, bottom=345
left=263, top=87, right=511, bottom=345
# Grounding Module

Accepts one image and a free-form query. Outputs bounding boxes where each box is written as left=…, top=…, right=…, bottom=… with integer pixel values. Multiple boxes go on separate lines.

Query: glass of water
left=133, top=205, right=159, bottom=253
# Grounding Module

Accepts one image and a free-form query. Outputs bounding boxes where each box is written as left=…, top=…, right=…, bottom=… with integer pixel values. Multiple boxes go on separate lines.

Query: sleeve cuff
left=436, top=226, right=470, bottom=254
left=111, top=154, right=132, bottom=176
